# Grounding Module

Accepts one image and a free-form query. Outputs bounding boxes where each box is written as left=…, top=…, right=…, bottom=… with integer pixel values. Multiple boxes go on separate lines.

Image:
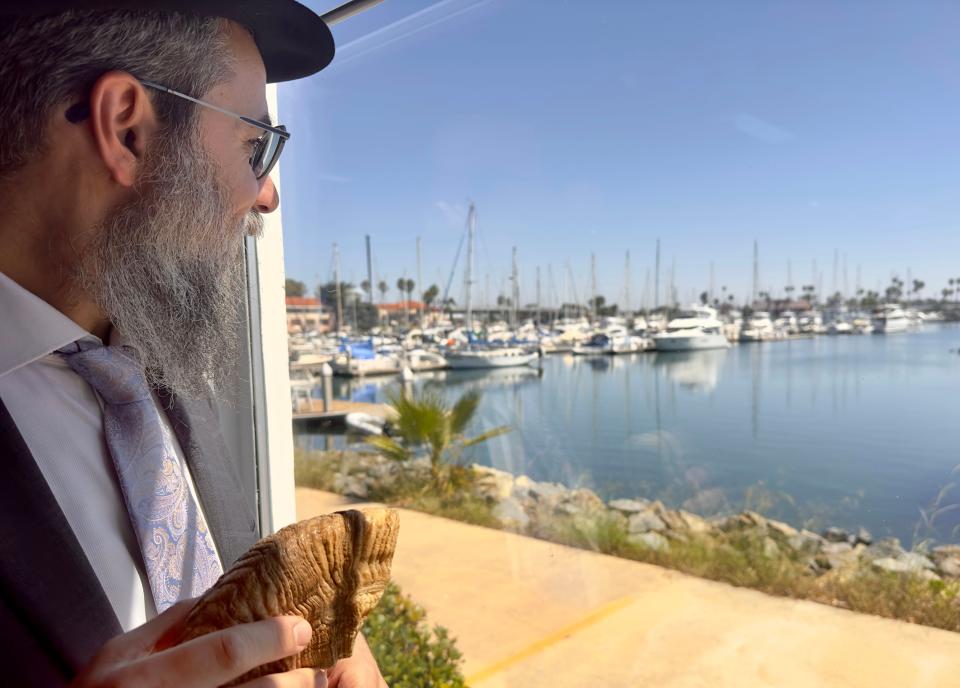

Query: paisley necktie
left=62, top=343, right=222, bottom=612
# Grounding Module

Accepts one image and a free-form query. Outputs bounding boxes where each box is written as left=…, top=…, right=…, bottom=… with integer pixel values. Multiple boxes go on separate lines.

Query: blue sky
left=277, top=0, right=960, bottom=308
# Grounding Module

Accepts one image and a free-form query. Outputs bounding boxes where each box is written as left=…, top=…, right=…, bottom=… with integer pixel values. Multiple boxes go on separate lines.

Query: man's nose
left=255, top=175, right=280, bottom=213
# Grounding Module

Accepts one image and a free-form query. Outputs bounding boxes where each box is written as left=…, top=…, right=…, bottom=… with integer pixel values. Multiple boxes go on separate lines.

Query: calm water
left=295, top=324, right=960, bottom=545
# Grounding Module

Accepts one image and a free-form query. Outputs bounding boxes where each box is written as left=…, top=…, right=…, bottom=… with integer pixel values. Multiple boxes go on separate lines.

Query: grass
left=296, top=449, right=960, bottom=634
left=294, top=449, right=501, bottom=528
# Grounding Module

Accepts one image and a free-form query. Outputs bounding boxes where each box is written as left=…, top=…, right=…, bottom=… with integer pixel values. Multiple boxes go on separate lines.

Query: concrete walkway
left=296, top=488, right=960, bottom=687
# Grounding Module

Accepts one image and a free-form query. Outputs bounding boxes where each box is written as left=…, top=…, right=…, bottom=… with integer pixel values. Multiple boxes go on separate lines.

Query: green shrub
left=363, top=583, right=467, bottom=688
left=293, top=448, right=337, bottom=490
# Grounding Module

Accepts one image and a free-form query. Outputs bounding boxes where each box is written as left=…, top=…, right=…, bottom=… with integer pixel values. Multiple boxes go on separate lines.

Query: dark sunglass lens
left=250, top=134, right=269, bottom=177
left=255, top=132, right=283, bottom=180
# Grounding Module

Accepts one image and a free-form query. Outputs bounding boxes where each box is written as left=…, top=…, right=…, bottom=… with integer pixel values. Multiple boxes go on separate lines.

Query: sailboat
left=444, top=203, right=539, bottom=370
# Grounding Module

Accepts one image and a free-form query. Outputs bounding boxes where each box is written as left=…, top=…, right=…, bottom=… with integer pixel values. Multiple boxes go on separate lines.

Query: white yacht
left=775, top=311, right=799, bottom=334
left=403, top=349, right=448, bottom=372
left=827, top=320, right=853, bottom=335
left=573, top=329, right=648, bottom=355
left=445, top=346, right=538, bottom=369
left=872, top=304, right=910, bottom=334
left=652, top=306, right=730, bottom=351
left=797, top=311, right=824, bottom=335
left=739, top=311, right=775, bottom=342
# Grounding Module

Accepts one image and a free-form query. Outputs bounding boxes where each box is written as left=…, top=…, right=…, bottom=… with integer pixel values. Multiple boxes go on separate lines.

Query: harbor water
left=295, top=325, right=960, bottom=545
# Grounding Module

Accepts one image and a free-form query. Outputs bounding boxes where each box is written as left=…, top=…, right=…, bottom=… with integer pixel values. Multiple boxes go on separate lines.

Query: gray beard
left=76, top=138, right=264, bottom=400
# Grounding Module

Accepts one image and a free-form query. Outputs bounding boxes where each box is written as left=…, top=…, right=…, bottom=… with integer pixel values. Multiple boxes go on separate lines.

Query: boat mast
left=464, top=203, right=475, bottom=334
left=510, top=246, right=519, bottom=329
left=333, top=242, right=343, bottom=337
left=590, top=253, right=597, bottom=322
left=752, top=239, right=759, bottom=307
left=416, top=236, right=423, bottom=328
left=536, top=265, right=541, bottom=326
left=624, top=250, right=631, bottom=316
left=654, top=237, right=661, bottom=311
left=365, top=234, right=374, bottom=304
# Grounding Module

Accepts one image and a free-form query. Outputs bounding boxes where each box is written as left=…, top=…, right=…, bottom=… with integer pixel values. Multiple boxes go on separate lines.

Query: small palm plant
left=366, top=389, right=509, bottom=495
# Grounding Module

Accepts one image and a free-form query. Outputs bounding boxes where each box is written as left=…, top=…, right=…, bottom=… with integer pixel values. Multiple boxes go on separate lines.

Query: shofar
left=177, top=508, right=399, bottom=685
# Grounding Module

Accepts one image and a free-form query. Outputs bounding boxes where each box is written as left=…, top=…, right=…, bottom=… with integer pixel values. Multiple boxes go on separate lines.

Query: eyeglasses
left=65, top=79, right=290, bottom=180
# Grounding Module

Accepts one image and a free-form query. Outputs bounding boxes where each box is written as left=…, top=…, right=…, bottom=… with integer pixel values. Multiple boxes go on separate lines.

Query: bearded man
left=0, top=3, right=386, bottom=686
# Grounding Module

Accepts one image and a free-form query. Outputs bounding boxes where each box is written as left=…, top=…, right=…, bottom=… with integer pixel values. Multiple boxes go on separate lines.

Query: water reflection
left=297, top=326, right=960, bottom=544
left=652, top=349, right=728, bottom=392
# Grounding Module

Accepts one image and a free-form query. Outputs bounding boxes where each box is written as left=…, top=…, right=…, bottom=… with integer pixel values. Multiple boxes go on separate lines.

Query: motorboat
left=872, top=304, right=910, bottom=334
left=826, top=321, right=853, bottom=335
left=572, top=330, right=648, bottom=355
left=775, top=311, right=799, bottom=334
left=445, top=346, right=538, bottom=369
left=574, top=320, right=649, bottom=355
left=331, top=340, right=402, bottom=377
left=739, top=311, right=775, bottom=342
left=402, top=348, right=448, bottom=372
left=652, top=306, right=730, bottom=351
left=797, top=311, right=824, bottom=335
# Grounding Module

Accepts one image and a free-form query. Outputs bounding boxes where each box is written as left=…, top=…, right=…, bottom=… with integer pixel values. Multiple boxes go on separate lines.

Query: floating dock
left=292, top=399, right=394, bottom=431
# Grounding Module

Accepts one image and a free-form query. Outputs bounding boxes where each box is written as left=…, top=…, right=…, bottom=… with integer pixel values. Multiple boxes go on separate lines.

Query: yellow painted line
left=466, top=594, right=637, bottom=685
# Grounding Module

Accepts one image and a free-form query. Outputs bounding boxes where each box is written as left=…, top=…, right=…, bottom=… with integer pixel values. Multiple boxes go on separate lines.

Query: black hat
left=1, top=0, right=334, bottom=83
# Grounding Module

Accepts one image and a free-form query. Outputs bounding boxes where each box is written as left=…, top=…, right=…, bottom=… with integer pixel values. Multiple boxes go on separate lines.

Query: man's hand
left=70, top=599, right=327, bottom=687
left=326, top=633, right=388, bottom=688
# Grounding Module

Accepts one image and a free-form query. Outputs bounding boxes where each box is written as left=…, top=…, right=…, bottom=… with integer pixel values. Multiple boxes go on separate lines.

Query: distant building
left=285, top=296, right=331, bottom=334
left=377, top=301, right=444, bottom=327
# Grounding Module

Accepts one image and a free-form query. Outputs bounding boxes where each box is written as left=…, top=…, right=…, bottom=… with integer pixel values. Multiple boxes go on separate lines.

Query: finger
left=101, top=599, right=199, bottom=660
left=237, top=667, right=328, bottom=688
left=132, top=615, right=313, bottom=688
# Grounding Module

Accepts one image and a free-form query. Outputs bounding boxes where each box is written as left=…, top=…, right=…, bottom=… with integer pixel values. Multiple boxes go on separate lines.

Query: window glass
left=280, top=2, right=960, bottom=684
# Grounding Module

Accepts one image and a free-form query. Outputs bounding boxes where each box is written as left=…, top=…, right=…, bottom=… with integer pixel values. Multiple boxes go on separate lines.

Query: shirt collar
left=0, top=270, right=102, bottom=378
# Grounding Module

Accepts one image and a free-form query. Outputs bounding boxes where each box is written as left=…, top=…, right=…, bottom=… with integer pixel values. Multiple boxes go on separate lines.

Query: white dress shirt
left=0, top=270, right=220, bottom=631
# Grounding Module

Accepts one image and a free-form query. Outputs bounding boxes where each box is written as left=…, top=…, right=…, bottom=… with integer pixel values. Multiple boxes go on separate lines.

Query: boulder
left=822, top=527, right=851, bottom=543
left=511, top=475, right=535, bottom=499
left=787, top=529, right=825, bottom=554
left=861, top=537, right=905, bottom=562
left=528, top=480, right=567, bottom=504
left=854, top=527, right=873, bottom=546
left=629, top=532, right=670, bottom=552
left=818, top=542, right=857, bottom=570
left=493, top=496, right=530, bottom=531
left=719, top=511, right=768, bottom=533
left=677, top=510, right=714, bottom=534
left=557, top=488, right=606, bottom=516
left=608, top=498, right=650, bottom=514
left=331, top=473, right=369, bottom=499
left=766, top=518, right=798, bottom=539
left=473, top=467, right=514, bottom=501
left=627, top=510, right=667, bottom=534
left=762, top=536, right=780, bottom=559
left=872, top=553, right=936, bottom=575
left=931, top=545, right=960, bottom=563
left=936, top=557, right=960, bottom=578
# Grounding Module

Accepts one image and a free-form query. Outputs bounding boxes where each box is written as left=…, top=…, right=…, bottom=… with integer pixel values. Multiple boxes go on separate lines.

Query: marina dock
left=291, top=398, right=394, bottom=431
left=297, top=488, right=960, bottom=687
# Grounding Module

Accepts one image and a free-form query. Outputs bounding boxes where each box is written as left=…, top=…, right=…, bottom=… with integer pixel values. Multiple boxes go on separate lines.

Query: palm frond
left=365, top=435, right=410, bottom=462
left=449, top=389, right=481, bottom=435
left=462, top=425, right=511, bottom=448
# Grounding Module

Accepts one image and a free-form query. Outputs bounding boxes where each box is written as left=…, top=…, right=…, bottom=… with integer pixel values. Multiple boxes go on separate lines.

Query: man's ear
left=88, top=71, right=157, bottom=188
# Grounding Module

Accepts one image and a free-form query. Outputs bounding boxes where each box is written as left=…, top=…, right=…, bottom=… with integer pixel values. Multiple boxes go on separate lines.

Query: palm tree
left=366, top=389, right=509, bottom=494
left=377, top=280, right=389, bottom=303
left=360, top=279, right=372, bottom=302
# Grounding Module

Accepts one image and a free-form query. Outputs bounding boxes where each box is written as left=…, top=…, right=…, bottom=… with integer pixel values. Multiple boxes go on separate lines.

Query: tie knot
left=63, top=345, right=152, bottom=404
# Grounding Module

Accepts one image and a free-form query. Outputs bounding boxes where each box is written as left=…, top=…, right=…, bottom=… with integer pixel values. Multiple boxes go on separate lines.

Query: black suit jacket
left=0, top=392, right=260, bottom=686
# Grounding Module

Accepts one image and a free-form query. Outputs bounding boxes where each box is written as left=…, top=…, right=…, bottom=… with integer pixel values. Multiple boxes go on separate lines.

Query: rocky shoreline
left=325, top=452, right=960, bottom=582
